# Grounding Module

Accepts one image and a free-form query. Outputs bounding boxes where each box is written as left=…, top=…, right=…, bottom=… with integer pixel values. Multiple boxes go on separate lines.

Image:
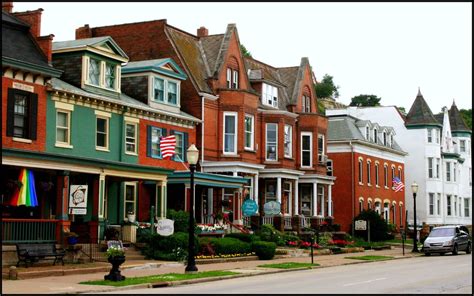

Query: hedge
left=252, top=241, right=276, bottom=260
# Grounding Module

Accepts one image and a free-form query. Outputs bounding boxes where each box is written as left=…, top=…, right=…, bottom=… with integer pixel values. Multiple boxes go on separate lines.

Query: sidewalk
left=1, top=246, right=422, bottom=294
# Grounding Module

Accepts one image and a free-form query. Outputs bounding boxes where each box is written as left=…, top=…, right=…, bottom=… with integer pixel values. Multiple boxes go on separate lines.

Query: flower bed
left=195, top=253, right=254, bottom=259
left=196, top=224, right=227, bottom=234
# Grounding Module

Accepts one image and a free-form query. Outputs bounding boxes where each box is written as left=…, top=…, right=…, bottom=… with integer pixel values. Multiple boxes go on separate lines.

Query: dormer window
left=262, top=83, right=278, bottom=108
left=383, top=131, right=387, bottom=146
left=105, top=63, right=116, bottom=89
left=389, top=134, right=393, bottom=147
left=88, top=58, right=101, bottom=86
left=226, top=67, right=239, bottom=89
left=366, top=126, right=370, bottom=140
left=84, top=56, right=120, bottom=92
left=373, top=128, right=378, bottom=144
left=153, top=77, right=180, bottom=106
left=302, top=95, right=311, bottom=113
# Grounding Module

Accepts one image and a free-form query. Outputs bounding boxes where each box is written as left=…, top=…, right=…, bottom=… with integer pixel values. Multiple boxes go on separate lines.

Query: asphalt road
left=102, top=253, right=472, bottom=294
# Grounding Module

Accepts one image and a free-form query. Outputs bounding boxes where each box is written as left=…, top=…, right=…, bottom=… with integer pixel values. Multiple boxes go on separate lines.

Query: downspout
left=201, top=95, right=204, bottom=172
left=350, top=140, right=355, bottom=237
left=119, top=110, right=125, bottom=162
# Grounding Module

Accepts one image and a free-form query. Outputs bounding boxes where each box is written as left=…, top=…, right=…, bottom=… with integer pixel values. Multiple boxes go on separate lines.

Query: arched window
left=226, top=56, right=239, bottom=89
left=358, top=158, right=363, bottom=183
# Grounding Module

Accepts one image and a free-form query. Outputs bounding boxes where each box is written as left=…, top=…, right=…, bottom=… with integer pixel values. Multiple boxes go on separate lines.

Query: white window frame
left=266, top=123, right=278, bottom=161
left=55, top=109, right=72, bottom=148
left=244, top=114, right=254, bottom=151
left=152, top=76, right=181, bottom=106
left=375, top=163, right=380, bottom=186
left=95, top=111, right=110, bottom=151
left=300, top=131, right=313, bottom=168
left=427, top=128, right=432, bottom=143
left=446, top=162, right=451, bottom=182
left=223, top=112, right=238, bottom=155
left=124, top=182, right=137, bottom=220
left=460, top=140, right=466, bottom=152
left=464, top=198, right=470, bottom=217
left=373, top=128, right=378, bottom=144
left=226, top=68, right=232, bottom=88
left=383, top=132, right=387, bottom=146
left=428, top=193, right=434, bottom=215
left=447, top=195, right=452, bottom=216
left=84, top=56, right=120, bottom=92
left=124, top=121, right=138, bottom=155
left=384, top=164, right=388, bottom=188
left=318, top=134, right=325, bottom=163
left=358, top=158, right=363, bottom=184
left=367, top=160, right=371, bottom=185
left=284, top=124, right=292, bottom=158
left=232, top=69, right=239, bottom=89
left=262, top=83, right=278, bottom=109
left=365, top=126, right=370, bottom=140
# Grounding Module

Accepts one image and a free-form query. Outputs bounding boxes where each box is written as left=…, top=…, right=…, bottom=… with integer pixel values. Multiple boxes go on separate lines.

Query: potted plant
left=65, top=232, right=79, bottom=245
left=213, top=212, right=224, bottom=225
left=127, top=210, right=136, bottom=223
left=104, top=246, right=126, bottom=281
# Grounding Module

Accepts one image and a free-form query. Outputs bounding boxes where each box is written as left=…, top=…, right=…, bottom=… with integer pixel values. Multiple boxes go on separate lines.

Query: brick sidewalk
left=1, top=246, right=422, bottom=294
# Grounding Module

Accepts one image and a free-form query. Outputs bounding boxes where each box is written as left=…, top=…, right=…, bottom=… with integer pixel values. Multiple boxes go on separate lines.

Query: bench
left=16, top=243, right=66, bottom=268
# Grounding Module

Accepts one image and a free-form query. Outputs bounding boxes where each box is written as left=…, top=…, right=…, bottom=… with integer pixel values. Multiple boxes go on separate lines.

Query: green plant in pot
left=104, top=246, right=126, bottom=281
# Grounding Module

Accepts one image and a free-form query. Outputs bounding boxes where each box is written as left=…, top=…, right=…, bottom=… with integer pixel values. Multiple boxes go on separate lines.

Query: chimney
left=37, top=34, right=54, bottom=64
left=13, top=8, right=44, bottom=38
left=197, top=26, right=208, bottom=37
left=2, top=2, right=13, bottom=13
left=76, top=24, right=92, bottom=39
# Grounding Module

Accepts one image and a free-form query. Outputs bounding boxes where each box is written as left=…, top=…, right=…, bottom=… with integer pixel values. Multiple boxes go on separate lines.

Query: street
left=102, top=254, right=472, bottom=294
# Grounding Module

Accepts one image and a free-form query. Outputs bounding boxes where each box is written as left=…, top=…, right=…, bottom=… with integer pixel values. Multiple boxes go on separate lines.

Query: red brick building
left=326, top=112, right=407, bottom=232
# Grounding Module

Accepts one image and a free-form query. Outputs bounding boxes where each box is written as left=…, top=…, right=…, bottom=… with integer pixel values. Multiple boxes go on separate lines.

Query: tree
left=397, top=106, right=407, bottom=115
left=240, top=44, right=252, bottom=58
left=314, top=74, right=340, bottom=99
left=459, top=108, right=472, bottom=130
left=349, top=94, right=382, bottom=107
left=352, top=209, right=393, bottom=241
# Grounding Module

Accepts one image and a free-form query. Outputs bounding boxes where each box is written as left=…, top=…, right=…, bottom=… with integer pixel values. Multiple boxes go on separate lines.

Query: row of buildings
left=1, top=2, right=471, bottom=247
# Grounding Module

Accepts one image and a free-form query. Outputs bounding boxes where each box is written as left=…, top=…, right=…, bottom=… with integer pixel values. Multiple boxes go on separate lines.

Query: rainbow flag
left=10, top=169, right=38, bottom=207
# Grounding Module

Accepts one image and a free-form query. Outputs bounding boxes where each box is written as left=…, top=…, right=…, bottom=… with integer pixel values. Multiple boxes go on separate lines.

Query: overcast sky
left=13, top=2, right=472, bottom=112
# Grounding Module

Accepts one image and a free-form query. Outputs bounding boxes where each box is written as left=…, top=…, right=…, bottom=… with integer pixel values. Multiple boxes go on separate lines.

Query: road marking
left=343, top=277, right=387, bottom=287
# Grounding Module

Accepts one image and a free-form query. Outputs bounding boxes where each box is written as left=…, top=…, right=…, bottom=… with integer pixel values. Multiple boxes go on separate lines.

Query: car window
left=429, top=228, right=455, bottom=237
left=460, top=226, right=469, bottom=234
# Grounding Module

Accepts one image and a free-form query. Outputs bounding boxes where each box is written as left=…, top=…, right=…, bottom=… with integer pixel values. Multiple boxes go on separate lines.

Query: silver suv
left=423, top=225, right=472, bottom=256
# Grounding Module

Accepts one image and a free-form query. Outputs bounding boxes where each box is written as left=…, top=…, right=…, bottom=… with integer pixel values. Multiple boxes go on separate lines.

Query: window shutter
left=146, top=125, right=152, bottom=157
left=162, top=128, right=167, bottom=137
left=184, top=132, right=188, bottom=162
left=29, top=93, right=38, bottom=140
left=6, top=89, right=15, bottom=137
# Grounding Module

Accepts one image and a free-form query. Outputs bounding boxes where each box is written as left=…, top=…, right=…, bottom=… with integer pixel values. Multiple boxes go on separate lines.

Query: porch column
left=294, top=179, right=299, bottom=215
left=98, top=173, right=106, bottom=219
left=208, top=188, right=213, bottom=217
left=320, top=185, right=325, bottom=217
left=328, top=184, right=332, bottom=216
left=276, top=177, right=282, bottom=204
left=312, top=181, right=318, bottom=217
left=254, top=174, right=259, bottom=213
left=160, top=181, right=167, bottom=218
left=56, top=170, right=70, bottom=220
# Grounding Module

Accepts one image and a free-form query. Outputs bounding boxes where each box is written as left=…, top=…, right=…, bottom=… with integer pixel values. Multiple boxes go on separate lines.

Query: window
left=222, top=188, right=234, bottom=213
left=365, top=126, right=370, bottom=140
left=436, top=158, right=440, bottom=178
left=7, top=88, right=38, bottom=140
left=13, top=94, right=29, bottom=138
left=384, top=164, right=388, bottom=187
left=459, top=197, right=462, bottom=217
left=282, top=182, right=291, bottom=215
left=124, top=183, right=136, bottom=219
left=244, top=114, right=254, bottom=150
left=226, top=68, right=232, bottom=88
left=174, top=132, right=184, bottom=161
left=446, top=162, right=451, bottom=181
left=262, top=83, right=278, bottom=108
left=429, top=193, right=434, bottom=215
left=88, top=58, right=100, bottom=86
left=232, top=70, right=239, bottom=89
left=447, top=195, right=452, bottom=216
left=383, top=132, right=387, bottom=146
left=153, top=77, right=180, bottom=106
left=266, top=123, right=278, bottom=161
left=435, top=129, right=440, bottom=144
left=399, top=204, right=403, bottom=226
left=437, top=194, right=441, bottom=215
left=470, top=168, right=472, bottom=187
left=398, top=167, right=402, bottom=179
left=327, top=160, right=333, bottom=176
left=56, top=111, right=71, bottom=145
left=375, top=163, right=379, bottom=186
left=150, top=127, right=163, bottom=158
left=125, top=122, right=137, bottom=154
left=375, top=201, right=381, bottom=215
left=454, top=196, right=457, bottom=216
left=460, top=140, right=466, bottom=152
left=465, top=198, right=470, bottom=217
left=389, top=134, right=394, bottom=147
left=453, top=163, right=457, bottom=182
left=384, top=202, right=389, bottom=222
left=391, top=166, right=395, bottom=185
left=368, top=200, right=372, bottom=210
left=265, top=180, right=277, bottom=202
left=359, top=199, right=364, bottom=213
left=358, top=159, right=363, bottom=183
left=302, top=95, right=311, bottom=113
left=367, top=161, right=371, bottom=184
left=318, top=134, right=325, bottom=163
left=427, top=128, right=432, bottom=143
left=301, top=132, right=312, bottom=167
left=223, top=112, right=237, bottom=154
left=428, top=158, right=433, bottom=178
left=105, top=62, right=116, bottom=89
left=284, top=124, right=292, bottom=157
left=373, top=128, right=378, bottom=144
left=96, top=116, right=109, bottom=150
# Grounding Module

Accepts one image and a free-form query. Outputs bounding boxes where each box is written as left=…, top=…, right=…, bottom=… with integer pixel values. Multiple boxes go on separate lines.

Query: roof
left=2, top=11, right=59, bottom=76
left=277, top=66, right=300, bottom=105
left=53, top=36, right=129, bottom=60
left=405, top=89, right=442, bottom=127
left=122, top=58, right=188, bottom=80
left=449, top=102, right=471, bottom=132
left=200, top=34, right=225, bottom=76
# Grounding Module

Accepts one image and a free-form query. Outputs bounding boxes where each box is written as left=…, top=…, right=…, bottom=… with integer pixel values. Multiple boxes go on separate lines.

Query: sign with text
left=355, top=220, right=367, bottom=230
left=242, top=199, right=258, bottom=216
left=156, top=219, right=174, bottom=236
left=69, top=185, right=88, bottom=215
left=263, top=201, right=281, bottom=216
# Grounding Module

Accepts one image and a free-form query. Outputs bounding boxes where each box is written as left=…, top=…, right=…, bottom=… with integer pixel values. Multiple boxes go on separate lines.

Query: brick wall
left=121, top=75, right=149, bottom=104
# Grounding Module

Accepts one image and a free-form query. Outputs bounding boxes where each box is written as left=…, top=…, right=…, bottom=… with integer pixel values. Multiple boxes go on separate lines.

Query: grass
left=257, top=262, right=320, bottom=269
left=344, top=255, right=394, bottom=261
left=80, top=270, right=239, bottom=287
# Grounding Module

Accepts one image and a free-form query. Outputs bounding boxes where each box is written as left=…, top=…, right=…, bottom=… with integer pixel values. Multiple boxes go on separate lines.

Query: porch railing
left=262, top=216, right=273, bottom=225
left=243, top=216, right=251, bottom=228
left=2, top=218, right=60, bottom=244
left=300, top=217, right=311, bottom=228
left=284, top=216, right=292, bottom=229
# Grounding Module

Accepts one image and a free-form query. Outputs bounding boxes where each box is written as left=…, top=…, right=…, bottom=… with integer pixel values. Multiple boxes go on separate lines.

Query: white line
left=343, top=277, right=387, bottom=287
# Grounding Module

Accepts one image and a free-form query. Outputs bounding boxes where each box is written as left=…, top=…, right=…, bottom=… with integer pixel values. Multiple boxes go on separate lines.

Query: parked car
left=423, top=225, right=471, bottom=256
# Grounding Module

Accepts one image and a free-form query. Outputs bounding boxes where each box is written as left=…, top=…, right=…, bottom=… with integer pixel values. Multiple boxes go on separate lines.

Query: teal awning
left=168, top=172, right=249, bottom=189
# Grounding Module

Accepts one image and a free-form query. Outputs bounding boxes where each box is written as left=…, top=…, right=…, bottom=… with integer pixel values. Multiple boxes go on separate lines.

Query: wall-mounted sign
left=263, top=201, right=281, bottom=216
left=242, top=199, right=258, bottom=216
left=355, top=220, right=367, bottom=230
left=157, top=219, right=174, bottom=236
left=69, top=185, right=88, bottom=215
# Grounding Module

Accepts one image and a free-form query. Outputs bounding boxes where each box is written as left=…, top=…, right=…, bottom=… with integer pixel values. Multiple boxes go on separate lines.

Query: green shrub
left=256, top=224, right=285, bottom=246
left=209, top=237, right=252, bottom=255
left=166, top=210, right=190, bottom=233
left=282, top=233, right=300, bottom=243
left=142, top=232, right=198, bottom=261
left=352, top=210, right=392, bottom=242
left=252, top=241, right=276, bottom=260
left=225, top=233, right=260, bottom=243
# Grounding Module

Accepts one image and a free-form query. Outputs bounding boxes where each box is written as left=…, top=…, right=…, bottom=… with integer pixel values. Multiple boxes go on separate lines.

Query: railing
left=202, top=215, right=214, bottom=225
left=2, top=218, right=59, bottom=244
left=262, top=216, right=273, bottom=225
left=243, top=216, right=251, bottom=228
left=300, top=217, right=311, bottom=228
left=284, top=216, right=292, bottom=229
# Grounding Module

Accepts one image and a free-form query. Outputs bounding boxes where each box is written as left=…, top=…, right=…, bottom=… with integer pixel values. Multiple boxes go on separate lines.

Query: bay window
left=301, top=132, right=312, bottom=167
left=266, top=123, right=278, bottom=161
left=223, top=112, right=237, bottom=154
left=284, top=125, right=292, bottom=157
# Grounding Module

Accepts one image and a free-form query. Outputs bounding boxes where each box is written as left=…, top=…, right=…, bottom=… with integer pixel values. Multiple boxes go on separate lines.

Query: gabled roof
left=53, top=36, right=129, bottom=61
left=2, top=11, right=60, bottom=77
left=405, top=89, right=442, bottom=127
left=122, top=58, right=187, bottom=80
left=449, top=101, right=471, bottom=132
left=200, top=34, right=225, bottom=77
left=277, top=66, right=299, bottom=105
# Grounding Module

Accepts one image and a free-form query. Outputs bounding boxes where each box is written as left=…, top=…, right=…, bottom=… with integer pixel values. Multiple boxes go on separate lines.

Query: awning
left=168, top=171, right=249, bottom=189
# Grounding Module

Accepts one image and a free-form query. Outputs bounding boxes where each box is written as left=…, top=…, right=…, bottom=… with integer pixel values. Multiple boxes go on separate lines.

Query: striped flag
left=160, top=135, right=176, bottom=159
left=392, top=177, right=405, bottom=192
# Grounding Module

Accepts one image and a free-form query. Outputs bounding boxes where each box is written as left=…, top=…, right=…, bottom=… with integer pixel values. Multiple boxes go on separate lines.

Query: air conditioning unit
left=319, top=154, right=328, bottom=163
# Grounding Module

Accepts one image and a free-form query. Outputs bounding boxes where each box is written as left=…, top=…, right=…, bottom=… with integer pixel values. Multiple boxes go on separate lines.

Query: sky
left=13, top=2, right=472, bottom=113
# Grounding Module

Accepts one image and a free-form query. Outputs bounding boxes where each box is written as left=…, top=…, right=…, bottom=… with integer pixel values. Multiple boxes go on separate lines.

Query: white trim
left=94, top=110, right=112, bottom=118
left=124, top=116, right=139, bottom=124
left=223, top=111, right=238, bottom=155
left=301, top=131, right=313, bottom=168
left=12, top=137, right=32, bottom=144
left=124, top=121, right=138, bottom=155
left=244, top=114, right=254, bottom=151
left=55, top=109, right=72, bottom=147
left=265, top=122, right=278, bottom=161
left=95, top=115, right=109, bottom=151
left=123, top=182, right=137, bottom=220
left=54, top=101, right=74, bottom=111
left=284, top=124, right=293, bottom=158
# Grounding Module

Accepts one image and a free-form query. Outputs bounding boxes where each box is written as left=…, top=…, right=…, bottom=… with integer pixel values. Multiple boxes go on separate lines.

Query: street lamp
left=185, top=144, right=199, bottom=273
left=411, top=182, right=419, bottom=253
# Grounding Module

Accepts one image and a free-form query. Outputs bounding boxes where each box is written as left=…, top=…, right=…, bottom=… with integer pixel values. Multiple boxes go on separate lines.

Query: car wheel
left=452, top=244, right=458, bottom=255
left=466, top=243, right=472, bottom=254
left=424, top=252, right=431, bottom=256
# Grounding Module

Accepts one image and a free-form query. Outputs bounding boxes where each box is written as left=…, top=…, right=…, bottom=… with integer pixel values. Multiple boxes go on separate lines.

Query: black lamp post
left=411, top=182, right=419, bottom=253
left=185, top=144, right=199, bottom=273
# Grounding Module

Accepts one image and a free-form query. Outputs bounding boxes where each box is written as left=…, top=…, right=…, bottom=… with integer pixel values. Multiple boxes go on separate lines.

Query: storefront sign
left=355, top=220, right=367, bottom=230
left=157, top=219, right=174, bottom=236
left=242, top=199, right=258, bottom=216
left=263, top=201, right=281, bottom=215
left=69, top=185, right=88, bottom=215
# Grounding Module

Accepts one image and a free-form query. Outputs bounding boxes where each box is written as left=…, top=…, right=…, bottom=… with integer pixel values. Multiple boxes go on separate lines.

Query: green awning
left=168, top=172, right=249, bottom=189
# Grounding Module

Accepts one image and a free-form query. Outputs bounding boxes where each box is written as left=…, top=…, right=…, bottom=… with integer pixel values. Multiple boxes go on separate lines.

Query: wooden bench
left=16, top=243, right=66, bottom=267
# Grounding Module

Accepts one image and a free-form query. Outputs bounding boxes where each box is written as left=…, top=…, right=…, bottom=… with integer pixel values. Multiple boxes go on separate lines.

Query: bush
left=256, top=224, right=285, bottom=246
left=252, top=241, right=276, bottom=260
left=142, top=232, right=198, bottom=261
left=224, top=233, right=260, bottom=243
left=166, top=210, right=190, bottom=233
left=282, top=233, right=300, bottom=244
left=210, top=237, right=252, bottom=255
left=352, top=210, right=392, bottom=241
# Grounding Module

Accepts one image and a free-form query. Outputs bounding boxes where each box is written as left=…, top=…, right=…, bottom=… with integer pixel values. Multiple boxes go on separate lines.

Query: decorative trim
left=55, top=101, right=74, bottom=111
left=94, top=110, right=112, bottom=118
left=12, top=137, right=32, bottom=144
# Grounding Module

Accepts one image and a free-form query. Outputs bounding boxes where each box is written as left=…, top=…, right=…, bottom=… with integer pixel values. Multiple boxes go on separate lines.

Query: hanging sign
left=355, top=220, right=367, bottom=230
left=69, top=185, right=88, bottom=215
left=242, top=199, right=258, bottom=216
left=157, top=219, right=174, bottom=236
left=263, top=201, right=281, bottom=215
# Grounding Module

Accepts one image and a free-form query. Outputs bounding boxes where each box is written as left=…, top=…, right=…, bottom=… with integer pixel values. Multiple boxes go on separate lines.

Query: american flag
left=160, top=135, right=176, bottom=159
left=392, top=177, right=405, bottom=192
